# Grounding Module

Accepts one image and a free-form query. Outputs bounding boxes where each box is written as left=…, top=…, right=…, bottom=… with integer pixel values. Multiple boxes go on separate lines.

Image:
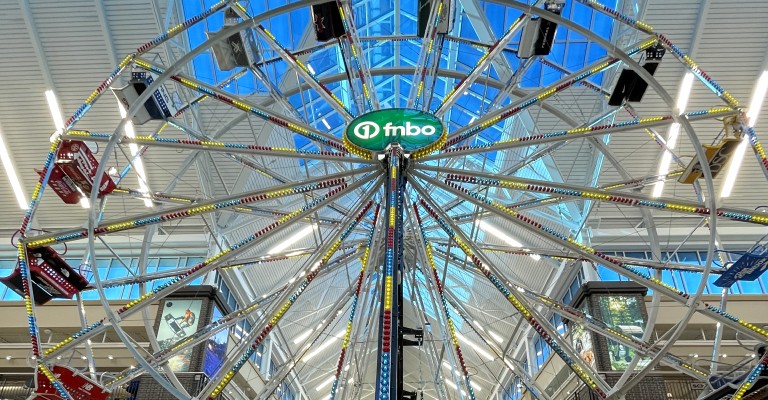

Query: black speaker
left=417, top=0, right=455, bottom=37
left=608, top=62, right=659, bottom=106
left=312, top=2, right=346, bottom=42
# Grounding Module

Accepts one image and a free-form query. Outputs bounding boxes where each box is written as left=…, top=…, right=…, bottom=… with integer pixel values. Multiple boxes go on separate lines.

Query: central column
left=376, top=146, right=405, bottom=400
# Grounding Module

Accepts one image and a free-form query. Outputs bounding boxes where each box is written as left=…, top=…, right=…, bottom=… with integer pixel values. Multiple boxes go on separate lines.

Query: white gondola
left=207, top=8, right=261, bottom=71
left=111, top=71, right=180, bottom=125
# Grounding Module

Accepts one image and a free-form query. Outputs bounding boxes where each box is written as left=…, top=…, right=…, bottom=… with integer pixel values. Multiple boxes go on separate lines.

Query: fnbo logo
left=345, top=109, right=444, bottom=152
left=352, top=121, right=437, bottom=140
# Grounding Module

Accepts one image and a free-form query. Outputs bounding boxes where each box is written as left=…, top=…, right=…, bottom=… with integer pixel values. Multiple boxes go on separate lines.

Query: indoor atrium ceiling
left=1, top=0, right=768, bottom=399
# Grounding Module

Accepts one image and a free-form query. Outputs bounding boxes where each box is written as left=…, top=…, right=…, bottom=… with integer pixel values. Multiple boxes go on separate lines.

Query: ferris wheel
left=9, top=0, right=768, bottom=399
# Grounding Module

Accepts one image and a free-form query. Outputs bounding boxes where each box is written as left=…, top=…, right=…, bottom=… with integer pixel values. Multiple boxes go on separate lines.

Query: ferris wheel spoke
left=133, top=58, right=350, bottom=153
left=432, top=13, right=527, bottom=116
left=335, top=0, right=380, bottom=111
left=423, top=244, right=707, bottom=392
left=406, top=0, right=444, bottom=109
left=254, top=24, right=355, bottom=121
left=24, top=167, right=376, bottom=248
left=204, top=195, right=378, bottom=399
left=443, top=292, right=553, bottom=400
left=63, top=130, right=368, bottom=163
left=423, top=165, right=768, bottom=226
left=412, top=203, right=503, bottom=400
left=519, top=287, right=708, bottom=380
left=411, top=180, right=612, bottom=398
left=107, top=244, right=364, bottom=390
left=432, top=106, right=624, bottom=215
left=40, top=175, right=376, bottom=362
left=322, top=204, right=380, bottom=400
left=440, top=37, right=657, bottom=149
left=413, top=171, right=768, bottom=343
left=417, top=106, right=737, bottom=162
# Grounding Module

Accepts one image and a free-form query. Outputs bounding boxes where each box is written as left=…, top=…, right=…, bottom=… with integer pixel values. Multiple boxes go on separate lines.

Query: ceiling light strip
left=721, top=70, right=768, bottom=197
left=208, top=201, right=373, bottom=399
left=268, top=224, right=317, bottom=255
left=653, top=73, right=694, bottom=197
left=0, top=123, right=28, bottom=209
left=328, top=204, right=380, bottom=400
left=414, top=206, right=483, bottom=398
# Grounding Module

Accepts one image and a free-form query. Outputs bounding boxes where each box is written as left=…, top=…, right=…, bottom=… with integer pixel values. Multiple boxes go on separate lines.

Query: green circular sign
left=344, top=109, right=445, bottom=153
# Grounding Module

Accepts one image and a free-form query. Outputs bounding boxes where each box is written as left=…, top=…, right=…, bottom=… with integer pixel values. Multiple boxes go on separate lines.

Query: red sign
left=43, top=140, right=116, bottom=204
left=35, top=365, right=110, bottom=400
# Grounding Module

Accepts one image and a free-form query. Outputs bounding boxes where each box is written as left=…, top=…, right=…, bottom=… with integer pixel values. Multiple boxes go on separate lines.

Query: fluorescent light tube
left=117, top=103, right=152, bottom=207
left=0, top=123, right=27, bottom=209
left=303, top=330, right=344, bottom=362
left=721, top=70, right=768, bottom=198
left=654, top=73, right=694, bottom=197
left=293, top=328, right=313, bottom=344
left=269, top=224, right=317, bottom=254
left=477, top=220, right=539, bottom=261
left=315, top=375, right=335, bottom=391
left=488, top=330, right=503, bottom=343
left=45, top=90, right=66, bottom=131
left=456, top=332, right=494, bottom=361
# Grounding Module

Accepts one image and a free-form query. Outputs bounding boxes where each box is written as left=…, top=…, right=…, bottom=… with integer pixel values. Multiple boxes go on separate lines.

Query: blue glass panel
left=598, top=264, right=619, bottom=281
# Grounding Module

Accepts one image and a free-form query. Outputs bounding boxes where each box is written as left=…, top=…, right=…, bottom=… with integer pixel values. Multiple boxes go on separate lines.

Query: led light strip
left=107, top=248, right=363, bottom=388
left=335, top=1, right=378, bottom=112
left=422, top=176, right=768, bottom=341
left=433, top=14, right=527, bottom=115
left=442, top=38, right=658, bottom=149
left=413, top=204, right=478, bottom=400
left=64, top=130, right=357, bottom=161
left=378, top=147, right=400, bottom=399
left=731, top=352, right=768, bottom=400
left=424, top=107, right=735, bottom=160
left=207, top=201, right=374, bottom=399
left=445, top=173, right=768, bottom=225
left=409, top=0, right=444, bottom=109
left=329, top=204, right=380, bottom=400
left=256, top=24, right=354, bottom=118
left=173, top=68, right=249, bottom=117
left=26, top=178, right=347, bottom=248
left=416, top=199, right=608, bottom=398
left=133, top=59, right=350, bottom=154
left=41, top=182, right=355, bottom=360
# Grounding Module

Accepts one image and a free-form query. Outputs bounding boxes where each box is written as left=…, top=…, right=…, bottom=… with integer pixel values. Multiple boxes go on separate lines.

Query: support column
left=376, top=146, right=405, bottom=399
